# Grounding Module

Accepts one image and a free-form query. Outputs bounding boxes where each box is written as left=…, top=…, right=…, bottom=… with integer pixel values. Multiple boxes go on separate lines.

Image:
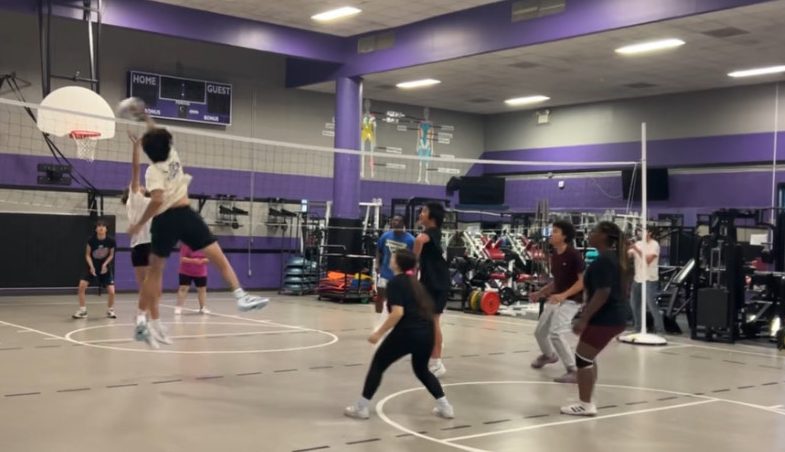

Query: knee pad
left=575, top=352, right=594, bottom=369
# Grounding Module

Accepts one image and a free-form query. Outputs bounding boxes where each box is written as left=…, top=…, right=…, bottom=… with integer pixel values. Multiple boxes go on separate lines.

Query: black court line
left=340, top=329, right=357, bottom=332
left=343, top=363, right=363, bottom=367
left=195, top=375, right=224, bottom=381
left=488, top=352, right=505, bottom=356
left=689, top=355, right=711, bottom=360
left=57, top=387, right=91, bottom=393
left=441, top=425, right=472, bottom=431
left=712, top=389, right=731, bottom=393
left=761, top=382, right=779, bottom=386
left=483, top=419, right=511, bottom=425
left=659, top=351, right=680, bottom=355
left=461, top=354, right=480, bottom=358
left=0, top=346, right=23, bottom=351
left=34, top=345, right=61, bottom=349
left=722, top=360, right=745, bottom=365
left=309, top=366, right=333, bottom=370
left=236, top=371, right=262, bottom=376
left=737, top=385, right=756, bottom=389
left=106, top=383, right=138, bottom=389
left=657, top=396, right=680, bottom=401
left=759, top=365, right=783, bottom=370
left=5, top=392, right=40, bottom=397
left=482, top=327, right=497, bottom=331
left=152, top=379, right=182, bottom=384
left=524, top=414, right=550, bottom=419
left=693, top=392, right=706, bottom=395
left=273, top=369, right=298, bottom=373
left=598, top=405, right=618, bottom=409
left=395, top=431, right=428, bottom=438
left=503, top=330, right=519, bottom=334
left=512, top=350, right=529, bottom=354
left=292, top=446, right=330, bottom=452
left=345, top=438, right=381, bottom=445
left=625, top=401, right=648, bottom=406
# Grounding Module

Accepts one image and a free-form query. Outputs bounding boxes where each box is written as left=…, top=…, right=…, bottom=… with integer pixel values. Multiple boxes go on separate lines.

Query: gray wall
left=485, top=83, right=785, bottom=152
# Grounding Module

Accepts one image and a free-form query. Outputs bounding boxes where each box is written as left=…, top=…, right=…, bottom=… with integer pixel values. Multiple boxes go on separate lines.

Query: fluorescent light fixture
left=396, top=79, right=442, bottom=89
left=504, top=95, right=550, bottom=106
left=615, top=38, right=685, bottom=55
left=311, top=6, right=361, bottom=22
left=728, top=65, right=785, bottom=78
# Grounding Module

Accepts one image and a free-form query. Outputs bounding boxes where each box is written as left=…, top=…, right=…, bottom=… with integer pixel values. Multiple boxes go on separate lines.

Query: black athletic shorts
left=151, top=206, right=216, bottom=258
left=131, top=243, right=152, bottom=267
left=179, top=273, right=207, bottom=288
left=81, top=269, right=114, bottom=287
left=427, top=287, right=448, bottom=315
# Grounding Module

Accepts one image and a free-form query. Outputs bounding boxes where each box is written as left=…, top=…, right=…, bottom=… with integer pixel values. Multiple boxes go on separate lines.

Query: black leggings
left=362, top=328, right=445, bottom=400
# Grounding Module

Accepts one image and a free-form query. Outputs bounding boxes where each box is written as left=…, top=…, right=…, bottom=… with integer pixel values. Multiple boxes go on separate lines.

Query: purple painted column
left=332, top=76, right=362, bottom=219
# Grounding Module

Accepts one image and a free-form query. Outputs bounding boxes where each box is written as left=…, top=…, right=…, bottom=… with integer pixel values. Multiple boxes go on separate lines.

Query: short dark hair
left=552, top=220, right=576, bottom=243
left=424, top=202, right=445, bottom=228
left=95, top=218, right=108, bottom=227
left=141, top=128, right=172, bottom=163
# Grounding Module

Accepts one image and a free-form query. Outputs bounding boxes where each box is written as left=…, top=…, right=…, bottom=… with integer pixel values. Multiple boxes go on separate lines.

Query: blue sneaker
left=237, top=295, right=269, bottom=312
left=134, top=322, right=159, bottom=349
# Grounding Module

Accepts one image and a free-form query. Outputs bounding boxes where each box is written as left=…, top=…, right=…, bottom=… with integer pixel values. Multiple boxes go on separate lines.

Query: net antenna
left=36, top=86, right=115, bottom=162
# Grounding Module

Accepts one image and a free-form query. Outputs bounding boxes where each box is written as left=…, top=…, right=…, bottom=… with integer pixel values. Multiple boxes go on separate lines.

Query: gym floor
left=1, top=294, right=783, bottom=452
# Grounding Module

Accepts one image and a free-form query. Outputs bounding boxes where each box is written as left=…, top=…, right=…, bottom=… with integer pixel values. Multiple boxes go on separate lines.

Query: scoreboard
left=128, top=71, right=232, bottom=126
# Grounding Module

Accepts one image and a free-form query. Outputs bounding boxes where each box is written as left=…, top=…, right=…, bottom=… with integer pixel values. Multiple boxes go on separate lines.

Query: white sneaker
left=72, top=310, right=87, bottom=319
left=149, top=322, right=173, bottom=345
left=433, top=403, right=455, bottom=419
left=344, top=403, right=370, bottom=420
left=106, top=310, right=117, bottom=319
left=237, top=295, right=269, bottom=312
left=430, top=361, right=447, bottom=378
left=199, top=307, right=211, bottom=314
left=174, top=307, right=183, bottom=316
left=134, top=322, right=159, bottom=350
left=561, top=401, right=597, bottom=417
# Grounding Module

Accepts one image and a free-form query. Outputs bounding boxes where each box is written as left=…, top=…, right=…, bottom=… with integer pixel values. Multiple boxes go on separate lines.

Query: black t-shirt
left=419, top=228, right=450, bottom=291
left=551, top=246, right=585, bottom=302
left=87, top=235, right=116, bottom=268
left=386, top=274, right=433, bottom=331
left=584, top=251, right=628, bottom=326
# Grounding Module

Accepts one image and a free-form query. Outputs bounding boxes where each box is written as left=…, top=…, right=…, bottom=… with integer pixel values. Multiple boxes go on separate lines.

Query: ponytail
left=393, top=249, right=435, bottom=320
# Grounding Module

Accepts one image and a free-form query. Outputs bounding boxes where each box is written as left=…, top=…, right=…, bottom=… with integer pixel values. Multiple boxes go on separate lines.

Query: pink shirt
left=179, top=244, right=207, bottom=277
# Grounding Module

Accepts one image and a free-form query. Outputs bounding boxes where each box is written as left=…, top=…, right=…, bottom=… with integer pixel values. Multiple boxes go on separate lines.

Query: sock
left=79, top=307, right=87, bottom=312
left=436, top=397, right=450, bottom=407
left=233, top=288, right=247, bottom=299
left=357, top=397, right=371, bottom=409
left=136, top=314, right=147, bottom=325
left=150, top=318, right=161, bottom=330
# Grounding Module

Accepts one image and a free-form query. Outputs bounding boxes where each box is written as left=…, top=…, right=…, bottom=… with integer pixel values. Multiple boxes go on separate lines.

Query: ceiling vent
left=512, top=0, right=566, bottom=22
left=701, top=27, right=750, bottom=38
left=357, top=31, right=396, bottom=54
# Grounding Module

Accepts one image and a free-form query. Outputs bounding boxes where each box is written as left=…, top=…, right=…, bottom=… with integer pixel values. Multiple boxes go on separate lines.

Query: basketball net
left=69, top=130, right=101, bottom=162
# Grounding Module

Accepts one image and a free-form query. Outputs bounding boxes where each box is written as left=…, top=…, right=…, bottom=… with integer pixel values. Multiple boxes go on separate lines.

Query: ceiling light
left=728, top=65, right=785, bottom=78
left=311, top=6, right=361, bottom=22
left=504, top=95, right=550, bottom=106
left=396, top=79, right=442, bottom=89
left=615, top=38, right=685, bottom=55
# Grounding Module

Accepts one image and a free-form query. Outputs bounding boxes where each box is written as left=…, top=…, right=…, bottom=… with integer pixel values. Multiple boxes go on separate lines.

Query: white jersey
left=632, top=239, right=660, bottom=283
left=126, top=186, right=151, bottom=247
left=145, top=148, right=192, bottom=215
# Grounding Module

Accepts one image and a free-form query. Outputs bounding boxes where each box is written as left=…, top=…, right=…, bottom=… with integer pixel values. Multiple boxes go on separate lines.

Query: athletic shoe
left=150, top=323, right=173, bottom=345
left=237, top=295, right=269, bottom=312
left=199, top=307, right=211, bottom=315
left=430, top=361, right=447, bottom=378
left=174, top=307, right=183, bottom=316
left=554, top=371, right=578, bottom=384
left=106, top=310, right=117, bottom=319
left=343, top=403, right=370, bottom=420
left=561, top=402, right=597, bottom=417
left=72, top=310, right=87, bottom=319
left=433, top=404, right=455, bottom=419
left=531, top=354, right=559, bottom=369
left=134, top=322, right=159, bottom=349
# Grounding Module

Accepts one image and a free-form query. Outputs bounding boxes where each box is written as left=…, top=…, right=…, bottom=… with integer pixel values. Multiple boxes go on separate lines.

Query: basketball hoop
left=69, top=130, right=101, bottom=162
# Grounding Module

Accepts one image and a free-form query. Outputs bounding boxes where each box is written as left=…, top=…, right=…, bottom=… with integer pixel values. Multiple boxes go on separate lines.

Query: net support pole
left=619, top=122, right=667, bottom=346
left=332, top=76, right=362, bottom=219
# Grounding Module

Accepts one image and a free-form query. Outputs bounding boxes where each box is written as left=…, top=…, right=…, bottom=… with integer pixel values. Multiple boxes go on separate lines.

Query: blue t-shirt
left=378, top=230, right=415, bottom=280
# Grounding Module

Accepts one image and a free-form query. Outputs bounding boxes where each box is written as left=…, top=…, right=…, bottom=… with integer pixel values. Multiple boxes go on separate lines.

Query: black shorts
left=151, top=206, right=216, bottom=258
left=179, top=273, right=207, bottom=288
left=81, top=270, right=114, bottom=287
left=131, top=243, right=152, bottom=267
left=427, top=287, right=448, bottom=314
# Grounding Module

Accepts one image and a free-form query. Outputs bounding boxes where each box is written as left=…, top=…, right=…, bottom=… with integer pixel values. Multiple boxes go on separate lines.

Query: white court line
left=668, top=342, right=785, bottom=360
left=444, top=313, right=537, bottom=328
left=444, top=399, right=718, bottom=442
left=82, top=329, right=300, bottom=344
left=0, top=320, right=72, bottom=343
left=376, top=380, right=785, bottom=452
